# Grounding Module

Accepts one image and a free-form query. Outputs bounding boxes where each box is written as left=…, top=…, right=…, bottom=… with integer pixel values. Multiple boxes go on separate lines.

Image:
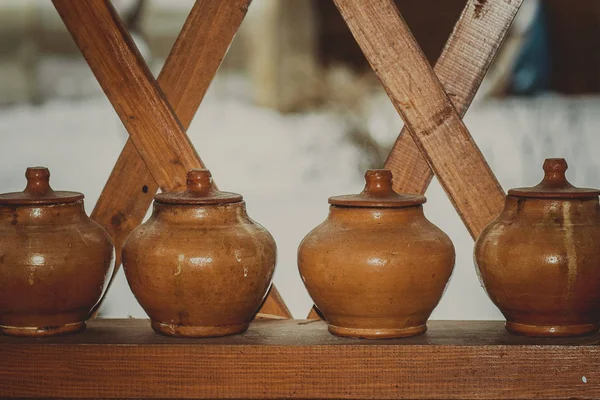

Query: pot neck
left=503, top=195, right=600, bottom=221
left=0, top=200, right=87, bottom=225
left=327, top=204, right=424, bottom=224
left=151, top=201, right=250, bottom=225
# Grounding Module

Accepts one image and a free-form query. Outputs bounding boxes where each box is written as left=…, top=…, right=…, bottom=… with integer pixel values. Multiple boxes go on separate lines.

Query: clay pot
left=0, top=167, right=114, bottom=337
left=122, top=169, right=276, bottom=337
left=298, top=169, right=455, bottom=339
left=475, top=158, right=600, bottom=337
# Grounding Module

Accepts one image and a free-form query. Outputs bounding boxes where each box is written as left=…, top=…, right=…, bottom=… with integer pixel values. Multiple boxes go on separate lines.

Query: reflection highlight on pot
left=189, top=256, right=213, bottom=267
left=367, top=257, right=388, bottom=268
left=29, top=254, right=45, bottom=267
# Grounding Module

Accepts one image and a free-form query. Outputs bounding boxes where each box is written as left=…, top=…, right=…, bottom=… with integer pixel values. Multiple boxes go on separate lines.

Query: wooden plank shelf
left=1, top=319, right=598, bottom=399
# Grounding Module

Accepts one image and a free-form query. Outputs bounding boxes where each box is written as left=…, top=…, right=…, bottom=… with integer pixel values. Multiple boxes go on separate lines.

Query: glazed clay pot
left=0, top=167, right=114, bottom=337
left=475, top=158, right=600, bottom=337
left=298, top=169, right=455, bottom=339
left=122, top=169, right=276, bottom=337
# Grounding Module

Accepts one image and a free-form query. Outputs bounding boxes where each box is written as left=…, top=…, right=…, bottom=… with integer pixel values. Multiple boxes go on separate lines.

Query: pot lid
left=508, top=158, right=600, bottom=199
left=0, top=167, right=84, bottom=205
left=329, top=169, right=426, bottom=208
left=155, top=169, right=243, bottom=205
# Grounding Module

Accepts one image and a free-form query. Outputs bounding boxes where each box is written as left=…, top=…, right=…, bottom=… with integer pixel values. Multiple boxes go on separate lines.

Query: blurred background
left=0, top=0, right=599, bottom=319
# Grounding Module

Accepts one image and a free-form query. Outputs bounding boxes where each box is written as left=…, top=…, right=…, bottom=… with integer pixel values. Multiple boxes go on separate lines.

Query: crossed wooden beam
left=52, top=0, right=522, bottom=320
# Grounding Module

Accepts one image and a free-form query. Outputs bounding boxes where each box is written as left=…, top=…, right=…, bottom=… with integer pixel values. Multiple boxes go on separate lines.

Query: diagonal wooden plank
left=4, top=320, right=600, bottom=399
left=334, top=0, right=505, bottom=239
left=53, top=0, right=201, bottom=190
left=384, top=0, right=523, bottom=198
left=53, top=0, right=291, bottom=318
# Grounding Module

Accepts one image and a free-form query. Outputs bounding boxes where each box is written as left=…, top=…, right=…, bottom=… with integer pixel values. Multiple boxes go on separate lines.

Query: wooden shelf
left=1, top=319, right=599, bottom=399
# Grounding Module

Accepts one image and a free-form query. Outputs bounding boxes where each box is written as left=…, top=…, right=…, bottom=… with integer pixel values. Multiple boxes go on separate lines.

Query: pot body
left=475, top=196, right=600, bottom=336
left=122, top=201, right=276, bottom=337
left=298, top=205, right=455, bottom=338
left=0, top=201, right=114, bottom=336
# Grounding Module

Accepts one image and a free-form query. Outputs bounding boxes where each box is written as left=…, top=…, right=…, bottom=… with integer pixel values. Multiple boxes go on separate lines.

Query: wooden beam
left=53, top=0, right=291, bottom=318
left=334, top=0, right=505, bottom=238
left=384, top=0, right=523, bottom=201
left=1, top=319, right=599, bottom=399
left=307, top=305, right=321, bottom=320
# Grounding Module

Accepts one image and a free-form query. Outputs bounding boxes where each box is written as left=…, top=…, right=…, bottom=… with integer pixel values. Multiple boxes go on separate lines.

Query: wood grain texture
left=1, top=319, right=599, bottom=399
left=53, top=0, right=202, bottom=192
left=384, top=0, right=523, bottom=199
left=54, top=0, right=291, bottom=318
left=334, top=0, right=506, bottom=238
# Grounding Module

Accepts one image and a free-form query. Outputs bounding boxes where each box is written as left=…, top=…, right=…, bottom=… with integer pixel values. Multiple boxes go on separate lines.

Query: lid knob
left=363, top=169, right=395, bottom=197
left=185, top=169, right=217, bottom=196
left=507, top=157, right=600, bottom=199
left=24, top=167, right=53, bottom=196
left=154, top=169, right=243, bottom=205
left=328, top=168, right=426, bottom=207
left=0, top=166, right=83, bottom=205
left=541, top=158, right=574, bottom=189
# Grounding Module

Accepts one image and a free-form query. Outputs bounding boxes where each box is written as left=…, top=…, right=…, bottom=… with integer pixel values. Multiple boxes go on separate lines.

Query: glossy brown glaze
left=0, top=167, right=114, bottom=337
left=475, top=159, right=600, bottom=337
left=122, top=169, right=276, bottom=337
left=298, top=169, right=455, bottom=338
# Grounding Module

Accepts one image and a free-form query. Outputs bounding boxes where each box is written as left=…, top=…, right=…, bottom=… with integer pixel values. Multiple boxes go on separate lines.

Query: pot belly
left=475, top=221, right=600, bottom=336
left=299, top=228, right=455, bottom=338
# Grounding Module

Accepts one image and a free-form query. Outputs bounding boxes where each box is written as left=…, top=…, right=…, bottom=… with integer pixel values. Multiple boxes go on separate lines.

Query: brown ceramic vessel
left=475, top=158, right=600, bottom=337
left=122, top=169, right=276, bottom=337
left=298, top=169, right=455, bottom=339
left=0, top=167, right=114, bottom=337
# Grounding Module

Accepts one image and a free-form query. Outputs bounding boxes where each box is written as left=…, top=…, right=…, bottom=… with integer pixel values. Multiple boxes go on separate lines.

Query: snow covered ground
left=1, top=71, right=599, bottom=320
